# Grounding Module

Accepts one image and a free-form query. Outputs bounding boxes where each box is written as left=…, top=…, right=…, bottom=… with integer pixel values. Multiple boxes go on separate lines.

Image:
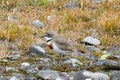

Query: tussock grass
left=0, top=0, right=120, bottom=58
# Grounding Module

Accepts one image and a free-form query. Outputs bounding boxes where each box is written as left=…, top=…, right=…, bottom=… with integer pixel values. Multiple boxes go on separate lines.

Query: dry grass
left=0, top=0, right=120, bottom=58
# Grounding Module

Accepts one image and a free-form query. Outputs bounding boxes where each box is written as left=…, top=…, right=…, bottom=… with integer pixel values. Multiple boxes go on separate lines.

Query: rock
left=115, top=55, right=120, bottom=59
left=83, top=36, right=100, bottom=46
left=2, top=59, right=8, bottom=63
left=32, top=20, right=44, bottom=28
left=67, top=71, right=109, bottom=80
left=67, top=71, right=90, bottom=80
left=8, top=54, right=21, bottom=60
left=10, top=76, right=19, bottom=80
left=27, top=74, right=37, bottom=80
left=93, top=60, right=120, bottom=70
left=6, top=67, right=19, bottom=72
left=110, top=71, right=120, bottom=80
left=100, top=54, right=111, bottom=60
left=103, top=60, right=120, bottom=70
left=89, top=0, right=102, bottom=4
left=64, top=58, right=82, bottom=67
left=37, top=70, right=61, bottom=80
left=7, top=16, right=18, bottom=23
left=83, top=71, right=109, bottom=80
left=0, top=76, right=4, bottom=80
left=28, top=45, right=45, bottom=56
left=11, top=73, right=26, bottom=80
left=86, top=45, right=101, bottom=52
left=64, top=3, right=79, bottom=9
left=21, top=62, right=30, bottom=69
left=21, top=62, right=38, bottom=74
left=56, top=76, right=69, bottom=80
left=0, top=66, right=5, bottom=74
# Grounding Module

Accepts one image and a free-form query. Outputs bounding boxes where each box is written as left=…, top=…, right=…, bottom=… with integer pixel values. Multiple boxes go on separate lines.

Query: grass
left=0, top=0, right=120, bottom=58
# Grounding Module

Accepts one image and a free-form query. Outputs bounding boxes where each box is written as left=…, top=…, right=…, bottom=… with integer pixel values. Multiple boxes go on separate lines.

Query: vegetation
left=0, top=0, right=120, bottom=58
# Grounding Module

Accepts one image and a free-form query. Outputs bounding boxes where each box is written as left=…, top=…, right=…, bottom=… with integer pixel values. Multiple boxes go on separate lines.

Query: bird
left=42, top=31, right=76, bottom=56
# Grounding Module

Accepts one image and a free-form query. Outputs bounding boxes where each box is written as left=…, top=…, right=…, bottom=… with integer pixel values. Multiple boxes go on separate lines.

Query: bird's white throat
left=44, top=37, right=52, bottom=45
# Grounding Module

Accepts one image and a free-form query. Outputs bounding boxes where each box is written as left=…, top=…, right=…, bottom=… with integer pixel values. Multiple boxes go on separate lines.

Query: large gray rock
left=83, top=71, right=109, bottom=80
left=110, top=71, right=120, bottom=80
left=93, top=60, right=120, bottom=70
left=11, top=73, right=26, bottom=80
left=37, top=70, right=61, bottom=80
left=28, top=45, right=45, bottom=56
left=83, top=36, right=100, bottom=46
left=67, top=70, right=109, bottom=80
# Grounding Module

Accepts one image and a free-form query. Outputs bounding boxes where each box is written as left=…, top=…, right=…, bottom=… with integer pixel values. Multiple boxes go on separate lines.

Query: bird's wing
left=53, top=36, right=73, bottom=51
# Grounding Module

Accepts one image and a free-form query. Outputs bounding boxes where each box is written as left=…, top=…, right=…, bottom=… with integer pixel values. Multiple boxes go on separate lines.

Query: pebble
left=8, top=54, right=21, bottom=60
left=37, top=70, right=61, bottom=80
left=64, top=2, right=79, bottom=9
left=83, top=36, right=100, bottom=46
left=21, top=62, right=30, bottom=69
left=32, top=20, right=44, bottom=28
left=10, top=76, right=19, bottom=80
left=64, top=58, right=82, bottom=67
left=6, top=67, right=19, bottom=72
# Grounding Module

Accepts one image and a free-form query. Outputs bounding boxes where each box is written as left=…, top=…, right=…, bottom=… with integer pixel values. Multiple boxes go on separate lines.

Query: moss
left=92, top=51, right=103, bottom=58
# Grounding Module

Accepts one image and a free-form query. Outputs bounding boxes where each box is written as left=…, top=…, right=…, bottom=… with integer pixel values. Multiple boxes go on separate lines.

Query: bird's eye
left=45, top=33, right=50, bottom=36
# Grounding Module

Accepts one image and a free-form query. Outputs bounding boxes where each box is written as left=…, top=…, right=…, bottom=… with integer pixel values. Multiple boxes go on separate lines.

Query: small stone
left=10, top=76, right=19, bottom=80
left=100, top=54, right=111, bottom=60
left=47, top=16, right=52, bottom=21
left=64, top=3, right=79, bottom=9
left=6, top=67, right=19, bottom=72
left=0, top=76, right=4, bottom=80
left=67, top=71, right=90, bottom=80
left=2, top=59, right=8, bottom=63
left=32, top=20, right=44, bottom=28
left=7, top=16, right=18, bottom=23
left=28, top=45, right=45, bottom=56
left=64, top=58, right=82, bottom=67
left=37, top=70, right=61, bottom=80
left=110, top=71, right=120, bottom=80
left=12, top=73, right=26, bottom=80
left=26, top=66, right=39, bottom=74
left=86, top=46, right=101, bottom=52
left=21, top=63, right=39, bottom=74
left=21, top=62, right=30, bottom=69
left=56, top=76, right=69, bottom=80
left=8, top=54, right=21, bottom=60
left=83, top=71, right=109, bottom=80
left=83, top=36, right=100, bottom=46
left=89, top=0, right=102, bottom=4
left=27, top=74, right=37, bottom=80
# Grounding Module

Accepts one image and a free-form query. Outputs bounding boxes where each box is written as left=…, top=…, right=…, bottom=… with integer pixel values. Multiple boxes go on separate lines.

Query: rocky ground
left=0, top=0, right=120, bottom=80
left=0, top=35, right=120, bottom=80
